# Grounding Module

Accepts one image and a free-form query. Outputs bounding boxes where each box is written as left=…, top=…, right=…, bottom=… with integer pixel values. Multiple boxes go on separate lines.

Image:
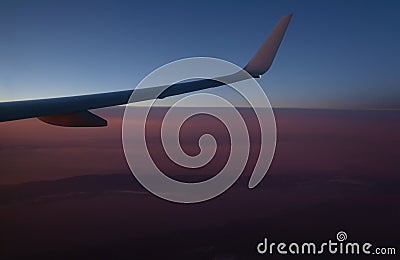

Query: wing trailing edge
left=38, top=111, right=107, bottom=127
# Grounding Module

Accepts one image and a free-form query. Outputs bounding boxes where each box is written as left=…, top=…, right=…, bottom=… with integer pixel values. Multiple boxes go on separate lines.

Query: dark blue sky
left=1, top=0, right=399, bottom=108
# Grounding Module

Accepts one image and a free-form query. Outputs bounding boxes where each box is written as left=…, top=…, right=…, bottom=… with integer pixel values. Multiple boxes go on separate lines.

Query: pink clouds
left=0, top=107, right=399, bottom=185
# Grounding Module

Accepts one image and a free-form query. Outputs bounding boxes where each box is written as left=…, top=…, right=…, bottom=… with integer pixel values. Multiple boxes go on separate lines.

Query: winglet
left=244, top=14, right=293, bottom=77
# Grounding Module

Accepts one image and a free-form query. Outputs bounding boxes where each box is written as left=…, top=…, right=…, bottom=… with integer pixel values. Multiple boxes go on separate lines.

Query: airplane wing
left=0, top=14, right=292, bottom=127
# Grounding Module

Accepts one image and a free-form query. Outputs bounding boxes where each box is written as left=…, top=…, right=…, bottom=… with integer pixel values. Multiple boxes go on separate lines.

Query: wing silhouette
left=0, top=14, right=292, bottom=127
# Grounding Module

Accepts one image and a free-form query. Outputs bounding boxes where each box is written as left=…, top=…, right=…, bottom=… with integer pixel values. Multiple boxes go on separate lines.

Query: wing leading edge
left=0, top=14, right=292, bottom=127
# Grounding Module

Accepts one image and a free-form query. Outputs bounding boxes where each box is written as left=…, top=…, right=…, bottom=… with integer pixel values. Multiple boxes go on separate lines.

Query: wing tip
left=244, top=13, right=293, bottom=77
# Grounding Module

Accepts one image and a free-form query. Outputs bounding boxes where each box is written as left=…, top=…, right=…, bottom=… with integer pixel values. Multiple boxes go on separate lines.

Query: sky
left=1, top=2, right=400, bottom=255
left=1, top=0, right=399, bottom=109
